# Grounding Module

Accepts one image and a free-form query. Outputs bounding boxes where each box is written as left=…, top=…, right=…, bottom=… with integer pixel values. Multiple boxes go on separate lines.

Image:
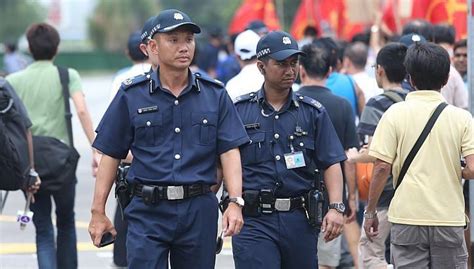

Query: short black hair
left=313, top=37, right=339, bottom=69
left=433, top=24, right=456, bottom=45
left=26, top=23, right=60, bottom=60
left=303, top=26, right=318, bottom=37
left=344, top=42, right=368, bottom=69
left=454, top=38, right=467, bottom=52
left=351, top=31, right=370, bottom=46
left=376, top=43, right=407, bottom=83
left=402, top=19, right=434, bottom=41
left=300, top=43, right=330, bottom=79
left=404, top=42, right=450, bottom=90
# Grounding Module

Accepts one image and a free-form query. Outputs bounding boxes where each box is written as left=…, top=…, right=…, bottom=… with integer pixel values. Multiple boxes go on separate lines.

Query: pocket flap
left=248, top=132, right=265, bottom=144
left=192, top=113, right=217, bottom=126
left=134, top=113, right=161, bottom=128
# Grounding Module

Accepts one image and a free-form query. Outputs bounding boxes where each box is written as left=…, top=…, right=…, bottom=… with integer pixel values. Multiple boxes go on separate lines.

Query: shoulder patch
left=195, top=72, right=225, bottom=88
left=120, top=74, right=148, bottom=91
left=234, top=92, right=258, bottom=104
left=297, top=94, right=324, bottom=111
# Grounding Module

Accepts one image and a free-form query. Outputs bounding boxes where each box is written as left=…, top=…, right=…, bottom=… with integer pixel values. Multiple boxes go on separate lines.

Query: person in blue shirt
left=88, top=9, right=249, bottom=269
left=232, top=31, right=346, bottom=269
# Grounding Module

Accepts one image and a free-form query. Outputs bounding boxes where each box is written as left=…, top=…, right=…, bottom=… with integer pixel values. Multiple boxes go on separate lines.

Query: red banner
left=228, top=0, right=281, bottom=35
left=382, top=0, right=467, bottom=39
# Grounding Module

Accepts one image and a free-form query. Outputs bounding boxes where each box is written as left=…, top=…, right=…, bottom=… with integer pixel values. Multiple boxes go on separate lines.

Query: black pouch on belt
left=305, top=189, right=326, bottom=228
left=115, top=164, right=131, bottom=219
left=242, top=190, right=260, bottom=216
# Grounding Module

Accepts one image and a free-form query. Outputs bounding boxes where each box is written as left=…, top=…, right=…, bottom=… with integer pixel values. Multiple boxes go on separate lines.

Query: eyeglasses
left=215, top=229, right=226, bottom=254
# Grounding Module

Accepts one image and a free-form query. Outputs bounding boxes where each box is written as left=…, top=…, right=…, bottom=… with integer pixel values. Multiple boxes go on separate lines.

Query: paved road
left=0, top=73, right=235, bottom=269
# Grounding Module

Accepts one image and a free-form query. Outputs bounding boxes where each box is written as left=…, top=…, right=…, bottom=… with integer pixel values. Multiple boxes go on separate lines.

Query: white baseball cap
left=234, top=30, right=260, bottom=60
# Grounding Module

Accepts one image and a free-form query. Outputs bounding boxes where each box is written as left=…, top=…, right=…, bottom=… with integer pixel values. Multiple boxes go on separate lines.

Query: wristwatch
left=228, top=197, right=245, bottom=208
left=363, top=210, right=378, bottom=219
left=329, top=203, right=345, bottom=214
left=29, top=169, right=39, bottom=177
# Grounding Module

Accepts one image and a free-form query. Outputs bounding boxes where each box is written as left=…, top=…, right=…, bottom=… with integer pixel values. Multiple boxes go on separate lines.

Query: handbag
left=33, top=66, right=80, bottom=193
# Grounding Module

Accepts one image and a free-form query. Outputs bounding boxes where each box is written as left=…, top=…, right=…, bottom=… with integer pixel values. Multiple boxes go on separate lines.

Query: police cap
left=149, top=9, right=201, bottom=38
left=141, top=16, right=157, bottom=43
left=256, top=31, right=304, bottom=61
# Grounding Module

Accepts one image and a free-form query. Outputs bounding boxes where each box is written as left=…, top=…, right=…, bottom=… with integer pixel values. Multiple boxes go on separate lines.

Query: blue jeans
left=30, top=180, right=77, bottom=269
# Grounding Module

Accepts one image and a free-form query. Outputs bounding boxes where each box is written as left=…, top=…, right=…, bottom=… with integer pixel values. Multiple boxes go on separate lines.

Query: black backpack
left=0, top=78, right=30, bottom=190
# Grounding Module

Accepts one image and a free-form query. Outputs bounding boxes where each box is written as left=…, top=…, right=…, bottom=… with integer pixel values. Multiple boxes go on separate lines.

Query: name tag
left=284, top=151, right=306, bottom=169
left=244, top=123, right=260, bottom=130
left=137, top=105, right=158, bottom=114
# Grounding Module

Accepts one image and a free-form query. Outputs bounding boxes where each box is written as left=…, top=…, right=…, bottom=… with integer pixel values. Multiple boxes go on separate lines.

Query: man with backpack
left=6, top=23, right=98, bottom=269
left=347, top=43, right=409, bottom=268
left=0, top=77, right=40, bottom=194
left=364, top=41, right=474, bottom=269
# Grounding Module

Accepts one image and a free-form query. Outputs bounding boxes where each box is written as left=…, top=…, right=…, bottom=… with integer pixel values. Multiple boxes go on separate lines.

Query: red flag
left=382, top=0, right=467, bottom=39
left=228, top=0, right=281, bottom=35
left=290, top=0, right=318, bottom=40
left=290, top=0, right=367, bottom=41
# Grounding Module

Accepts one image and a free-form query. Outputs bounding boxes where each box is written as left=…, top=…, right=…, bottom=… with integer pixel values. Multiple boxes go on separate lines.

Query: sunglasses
left=215, top=229, right=226, bottom=254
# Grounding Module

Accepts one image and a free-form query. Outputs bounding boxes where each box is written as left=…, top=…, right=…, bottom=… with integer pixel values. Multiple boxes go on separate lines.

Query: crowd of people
left=0, top=6, right=473, bottom=269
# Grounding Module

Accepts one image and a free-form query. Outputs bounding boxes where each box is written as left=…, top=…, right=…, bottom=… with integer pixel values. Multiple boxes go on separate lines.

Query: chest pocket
left=240, top=131, right=271, bottom=165
left=293, top=136, right=315, bottom=165
left=133, top=112, right=163, bottom=146
left=192, top=113, right=217, bottom=146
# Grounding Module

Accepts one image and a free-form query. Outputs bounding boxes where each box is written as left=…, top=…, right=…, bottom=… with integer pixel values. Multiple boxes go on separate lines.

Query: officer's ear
left=257, top=61, right=266, bottom=75
left=139, top=43, right=149, bottom=57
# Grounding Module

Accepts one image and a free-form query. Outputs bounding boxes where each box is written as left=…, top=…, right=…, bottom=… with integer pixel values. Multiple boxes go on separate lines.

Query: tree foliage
left=88, top=0, right=159, bottom=52
left=0, top=0, right=46, bottom=42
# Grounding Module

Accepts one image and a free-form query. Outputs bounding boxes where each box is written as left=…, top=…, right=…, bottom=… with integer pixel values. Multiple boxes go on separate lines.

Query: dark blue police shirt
left=234, top=88, right=347, bottom=197
left=93, top=69, right=249, bottom=185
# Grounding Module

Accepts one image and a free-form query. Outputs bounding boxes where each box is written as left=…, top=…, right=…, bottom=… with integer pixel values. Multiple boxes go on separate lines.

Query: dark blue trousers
left=125, top=192, right=218, bottom=269
left=232, top=209, right=318, bottom=269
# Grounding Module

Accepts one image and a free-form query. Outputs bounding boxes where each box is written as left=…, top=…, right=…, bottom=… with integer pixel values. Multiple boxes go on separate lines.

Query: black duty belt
left=133, top=183, right=211, bottom=204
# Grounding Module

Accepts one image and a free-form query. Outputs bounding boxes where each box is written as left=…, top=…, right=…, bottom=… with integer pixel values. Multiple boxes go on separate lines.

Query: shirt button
left=175, top=127, right=181, bottom=133
left=275, top=115, right=279, bottom=120
left=174, top=100, right=179, bottom=105
left=275, top=155, right=281, bottom=161
left=274, top=133, right=280, bottom=139
left=146, top=121, right=151, bottom=127
left=202, top=119, right=208, bottom=124
left=174, top=154, right=181, bottom=160
left=299, top=142, right=304, bottom=147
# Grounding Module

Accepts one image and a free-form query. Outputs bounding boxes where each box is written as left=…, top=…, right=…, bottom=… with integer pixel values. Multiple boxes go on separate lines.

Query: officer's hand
left=321, top=209, right=344, bottom=242
left=363, top=215, right=379, bottom=242
left=222, top=203, right=244, bottom=236
left=88, top=212, right=116, bottom=247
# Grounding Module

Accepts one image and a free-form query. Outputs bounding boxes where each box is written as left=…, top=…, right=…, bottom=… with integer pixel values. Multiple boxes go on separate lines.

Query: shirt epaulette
left=296, top=94, right=324, bottom=112
left=121, top=74, right=148, bottom=91
left=194, top=72, right=225, bottom=88
left=234, top=92, right=258, bottom=104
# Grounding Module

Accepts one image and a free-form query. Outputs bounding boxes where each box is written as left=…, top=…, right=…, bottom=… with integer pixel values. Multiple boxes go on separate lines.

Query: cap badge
left=282, top=36, right=291, bottom=45
left=412, top=34, right=421, bottom=42
left=174, top=13, right=184, bottom=20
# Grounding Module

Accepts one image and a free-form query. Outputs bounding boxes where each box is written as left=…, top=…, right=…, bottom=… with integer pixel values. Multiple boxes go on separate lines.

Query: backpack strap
left=382, top=91, right=405, bottom=103
left=57, top=66, right=74, bottom=148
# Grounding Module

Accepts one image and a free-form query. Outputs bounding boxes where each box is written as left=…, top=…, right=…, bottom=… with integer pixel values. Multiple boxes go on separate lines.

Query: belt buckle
left=167, top=186, right=184, bottom=200
left=275, top=198, right=291, bottom=211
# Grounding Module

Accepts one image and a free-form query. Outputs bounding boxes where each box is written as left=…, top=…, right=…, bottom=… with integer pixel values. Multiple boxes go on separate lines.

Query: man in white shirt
left=226, top=30, right=263, bottom=102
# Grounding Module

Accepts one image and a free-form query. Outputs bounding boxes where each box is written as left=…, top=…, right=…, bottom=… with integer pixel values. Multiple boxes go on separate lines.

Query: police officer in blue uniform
left=232, top=31, right=346, bottom=269
left=88, top=9, right=249, bottom=269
